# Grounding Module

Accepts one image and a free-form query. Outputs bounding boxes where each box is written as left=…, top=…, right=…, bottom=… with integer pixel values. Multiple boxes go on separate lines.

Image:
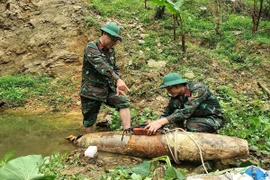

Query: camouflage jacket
left=79, top=40, right=121, bottom=101
left=161, top=82, right=223, bottom=123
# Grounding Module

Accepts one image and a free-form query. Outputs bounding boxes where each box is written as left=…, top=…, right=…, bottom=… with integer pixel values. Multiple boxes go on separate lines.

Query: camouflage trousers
left=174, top=116, right=223, bottom=133
left=80, top=92, right=130, bottom=127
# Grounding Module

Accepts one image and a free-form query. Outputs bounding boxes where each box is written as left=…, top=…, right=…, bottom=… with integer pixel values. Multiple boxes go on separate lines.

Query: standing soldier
left=145, top=72, right=224, bottom=135
left=79, top=23, right=131, bottom=133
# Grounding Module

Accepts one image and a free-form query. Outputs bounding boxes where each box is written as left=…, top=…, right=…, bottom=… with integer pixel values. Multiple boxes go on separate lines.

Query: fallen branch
left=257, top=28, right=270, bottom=33
left=257, top=81, right=270, bottom=97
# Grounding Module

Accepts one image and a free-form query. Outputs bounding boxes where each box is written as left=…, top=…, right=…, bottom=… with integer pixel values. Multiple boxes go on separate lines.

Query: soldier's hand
left=144, top=118, right=169, bottom=135
left=116, top=79, right=130, bottom=96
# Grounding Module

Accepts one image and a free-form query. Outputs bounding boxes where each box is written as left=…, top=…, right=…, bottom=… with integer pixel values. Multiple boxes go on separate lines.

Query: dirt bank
left=0, top=0, right=89, bottom=77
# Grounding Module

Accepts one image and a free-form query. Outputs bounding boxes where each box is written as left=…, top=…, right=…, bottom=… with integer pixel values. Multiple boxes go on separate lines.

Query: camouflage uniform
left=161, top=82, right=223, bottom=133
left=79, top=40, right=130, bottom=127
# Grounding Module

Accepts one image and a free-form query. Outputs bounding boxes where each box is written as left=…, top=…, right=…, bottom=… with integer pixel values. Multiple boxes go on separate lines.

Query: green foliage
left=131, top=108, right=159, bottom=125
left=0, top=154, right=55, bottom=180
left=39, top=151, right=87, bottom=179
left=0, top=151, right=15, bottom=168
left=218, top=93, right=270, bottom=153
left=151, top=0, right=185, bottom=14
left=86, top=16, right=97, bottom=27
left=109, top=108, right=159, bottom=130
left=40, top=151, right=68, bottom=176
left=102, top=155, right=186, bottom=179
left=102, top=161, right=151, bottom=179
left=0, top=74, right=77, bottom=111
left=0, top=151, right=92, bottom=180
left=215, top=83, right=270, bottom=153
left=222, top=14, right=251, bottom=31
left=90, top=0, right=154, bottom=21
left=0, top=74, right=51, bottom=106
left=109, top=109, right=122, bottom=131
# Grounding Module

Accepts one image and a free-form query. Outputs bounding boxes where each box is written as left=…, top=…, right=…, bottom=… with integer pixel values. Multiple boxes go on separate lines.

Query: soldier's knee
left=83, top=113, right=98, bottom=127
left=114, top=96, right=130, bottom=110
left=83, top=120, right=95, bottom=127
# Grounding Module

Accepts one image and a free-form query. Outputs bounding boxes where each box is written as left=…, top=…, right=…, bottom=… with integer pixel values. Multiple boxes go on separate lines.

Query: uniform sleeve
left=166, top=85, right=208, bottom=123
left=160, top=104, right=171, bottom=119
left=111, top=51, right=121, bottom=78
left=85, top=43, right=120, bottom=80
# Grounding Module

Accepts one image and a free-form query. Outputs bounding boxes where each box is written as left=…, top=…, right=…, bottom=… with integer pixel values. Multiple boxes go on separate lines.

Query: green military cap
left=159, top=73, right=187, bottom=89
left=100, top=23, right=122, bottom=41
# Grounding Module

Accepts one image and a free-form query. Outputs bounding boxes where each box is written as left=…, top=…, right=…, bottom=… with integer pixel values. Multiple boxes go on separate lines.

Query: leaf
left=236, top=160, right=254, bottom=167
left=151, top=0, right=180, bottom=14
left=164, top=1, right=178, bottom=14
left=131, top=161, right=151, bottom=177
left=174, top=0, right=185, bottom=10
left=130, top=173, right=142, bottom=180
left=165, top=166, right=185, bottom=180
left=150, top=0, right=166, bottom=6
left=0, top=151, right=15, bottom=168
left=0, top=155, right=45, bottom=180
left=151, top=156, right=172, bottom=167
left=165, top=0, right=184, bottom=14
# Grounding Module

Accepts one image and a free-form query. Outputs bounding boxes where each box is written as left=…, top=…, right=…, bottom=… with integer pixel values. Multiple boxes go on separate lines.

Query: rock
left=183, top=72, right=195, bottom=79
left=138, top=40, right=144, bottom=45
left=147, top=59, right=166, bottom=69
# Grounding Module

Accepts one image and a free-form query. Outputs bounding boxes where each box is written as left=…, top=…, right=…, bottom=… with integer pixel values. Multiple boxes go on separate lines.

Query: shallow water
left=0, top=110, right=83, bottom=158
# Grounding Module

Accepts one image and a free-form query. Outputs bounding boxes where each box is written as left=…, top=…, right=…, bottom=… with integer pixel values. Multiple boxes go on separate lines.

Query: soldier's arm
left=111, top=51, right=121, bottom=78
left=160, top=99, right=174, bottom=118
left=85, top=43, right=120, bottom=81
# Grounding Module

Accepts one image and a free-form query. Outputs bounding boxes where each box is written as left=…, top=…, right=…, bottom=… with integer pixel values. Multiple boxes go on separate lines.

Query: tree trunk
left=178, top=14, right=186, bottom=53
left=173, top=15, right=176, bottom=40
left=252, top=0, right=264, bottom=34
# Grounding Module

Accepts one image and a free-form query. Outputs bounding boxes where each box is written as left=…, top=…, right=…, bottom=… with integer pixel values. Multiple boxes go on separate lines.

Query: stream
left=0, top=109, right=82, bottom=158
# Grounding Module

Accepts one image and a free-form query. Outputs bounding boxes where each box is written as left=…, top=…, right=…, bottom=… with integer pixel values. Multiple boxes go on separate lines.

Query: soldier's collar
left=98, top=40, right=113, bottom=52
left=184, top=85, right=190, bottom=97
left=98, top=40, right=104, bottom=50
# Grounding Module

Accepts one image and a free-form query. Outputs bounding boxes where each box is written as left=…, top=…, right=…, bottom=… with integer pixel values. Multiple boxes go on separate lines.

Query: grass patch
left=0, top=74, right=52, bottom=106
left=0, top=74, right=77, bottom=111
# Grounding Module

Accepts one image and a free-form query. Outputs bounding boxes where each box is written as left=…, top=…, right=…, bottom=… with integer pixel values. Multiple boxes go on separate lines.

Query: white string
left=164, top=128, right=209, bottom=174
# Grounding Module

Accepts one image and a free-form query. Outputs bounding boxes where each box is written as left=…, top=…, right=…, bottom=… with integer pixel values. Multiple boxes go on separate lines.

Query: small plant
left=40, top=151, right=68, bottom=176
left=102, top=155, right=186, bottom=179
left=86, top=16, right=97, bottom=27
left=109, top=108, right=159, bottom=130
left=151, top=0, right=186, bottom=53
left=109, top=110, right=122, bottom=131
left=0, top=151, right=15, bottom=168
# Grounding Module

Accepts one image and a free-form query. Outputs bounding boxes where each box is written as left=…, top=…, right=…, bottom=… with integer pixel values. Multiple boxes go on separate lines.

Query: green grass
left=0, top=74, right=77, bottom=110
left=216, top=85, right=270, bottom=153
left=90, top=0, right=155, bottom=21
left=0, top=74, right=51, bottom=106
